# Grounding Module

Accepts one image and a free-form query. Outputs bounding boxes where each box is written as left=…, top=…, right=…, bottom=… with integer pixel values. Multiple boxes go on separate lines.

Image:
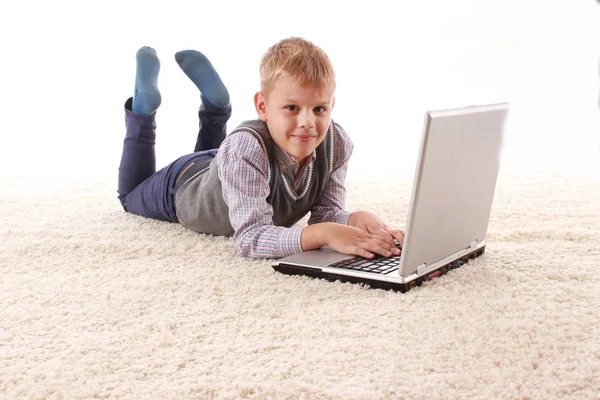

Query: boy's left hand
left=348, top=211, right=404, bottom=247
left=348, top=210, right=404, bottom=249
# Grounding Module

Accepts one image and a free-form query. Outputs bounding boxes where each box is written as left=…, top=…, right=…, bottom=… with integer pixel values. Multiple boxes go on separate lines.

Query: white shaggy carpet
left=1, top=171, right=599, bottom=399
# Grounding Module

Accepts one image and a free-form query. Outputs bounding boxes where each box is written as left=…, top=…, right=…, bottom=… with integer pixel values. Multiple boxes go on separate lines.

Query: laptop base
left=273, top=246, right=486, bottom=293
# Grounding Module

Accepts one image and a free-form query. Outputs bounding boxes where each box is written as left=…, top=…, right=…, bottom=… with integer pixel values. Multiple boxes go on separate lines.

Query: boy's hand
left=348, top=210, right=405, bottom=249
left=325, top=224, right=401, bottom=259
left=301, top=223, right=401, bottom=259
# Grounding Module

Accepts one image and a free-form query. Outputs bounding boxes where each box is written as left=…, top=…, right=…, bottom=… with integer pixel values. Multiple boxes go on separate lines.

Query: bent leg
left=118, top=46, right=162, bottom=200
left=118, top=98, right=157, bottom=201
left=195, top=95, right=232, bottom=152
left=119, top=158, right=179, bottom=223
left=174, top=49, right=232, bottom=152
left=118, top=97, right=180, bottom=222
left=122, top=151, right=217, bottom=223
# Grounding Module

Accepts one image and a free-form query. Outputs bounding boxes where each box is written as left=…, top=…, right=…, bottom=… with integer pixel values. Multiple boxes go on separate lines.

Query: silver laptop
left=272, top=103, right=509, bottom=292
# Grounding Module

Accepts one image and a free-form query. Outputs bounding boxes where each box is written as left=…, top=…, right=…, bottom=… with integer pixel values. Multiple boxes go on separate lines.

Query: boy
left=118, top=37, right=404, bottom=259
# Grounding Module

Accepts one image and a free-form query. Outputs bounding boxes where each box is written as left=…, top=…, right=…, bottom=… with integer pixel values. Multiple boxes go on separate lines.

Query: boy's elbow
left=233, top=237, right=253, bottom=258
left=232, top=225, right=287, bottom=260
left=233, top=233, right=266, bottom=259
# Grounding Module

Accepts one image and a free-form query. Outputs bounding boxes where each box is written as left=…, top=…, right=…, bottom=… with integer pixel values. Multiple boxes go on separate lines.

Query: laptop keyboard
left=328, top=246, right=402, bottom=275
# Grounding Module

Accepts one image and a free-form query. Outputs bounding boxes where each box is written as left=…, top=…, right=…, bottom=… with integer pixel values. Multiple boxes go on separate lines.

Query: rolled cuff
left=276, top=226, right=304, bottom=258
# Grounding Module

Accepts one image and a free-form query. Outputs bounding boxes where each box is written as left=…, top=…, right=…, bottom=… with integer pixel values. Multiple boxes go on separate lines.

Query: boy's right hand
left=301, top=223, right=401, bottom=259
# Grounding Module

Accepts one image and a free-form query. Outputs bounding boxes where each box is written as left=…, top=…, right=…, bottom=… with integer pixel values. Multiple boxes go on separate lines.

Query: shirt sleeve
left=308, top=122, right=354, bottom=226
left=216, top=131, right=304, bottom=259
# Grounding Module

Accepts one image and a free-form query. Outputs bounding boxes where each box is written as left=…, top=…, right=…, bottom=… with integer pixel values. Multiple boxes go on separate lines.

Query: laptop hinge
left=415, top=264, right=427, bottom=275
left=416, top=240, right=485, bottom=276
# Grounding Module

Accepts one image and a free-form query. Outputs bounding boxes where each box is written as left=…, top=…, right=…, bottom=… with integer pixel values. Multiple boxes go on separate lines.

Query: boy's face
left=254, top=77, right=335, bottom=167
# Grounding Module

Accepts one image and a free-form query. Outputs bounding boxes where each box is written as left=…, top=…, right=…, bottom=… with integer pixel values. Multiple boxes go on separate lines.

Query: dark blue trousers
left=117, top=96, right=231, bottom=222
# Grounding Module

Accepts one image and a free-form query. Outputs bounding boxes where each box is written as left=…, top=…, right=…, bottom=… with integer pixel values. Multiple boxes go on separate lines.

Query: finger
left=352, top=246, right=375, bottom=259
left=386, top=228, right=405, bottom=248
left=368, top=227, right=396, bottom=247
left=362, top=240, right=395, bottom=258
left=369, top=234, right=400, bottom=256
left=354, top=230, right=397, bottom=257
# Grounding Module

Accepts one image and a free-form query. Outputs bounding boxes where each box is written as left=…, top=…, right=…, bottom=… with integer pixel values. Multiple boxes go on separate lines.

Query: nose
left=297, top=110, right=315, bottom=129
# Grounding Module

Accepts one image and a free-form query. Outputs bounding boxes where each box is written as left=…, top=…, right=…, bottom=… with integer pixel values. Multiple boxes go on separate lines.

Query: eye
left=286, top=105, right=298, bottom=111
left=314, top=106, right=327, bottom=113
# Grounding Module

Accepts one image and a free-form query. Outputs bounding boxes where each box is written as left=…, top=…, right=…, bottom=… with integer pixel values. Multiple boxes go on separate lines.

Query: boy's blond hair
left=259, top=37, right=335, bottom=95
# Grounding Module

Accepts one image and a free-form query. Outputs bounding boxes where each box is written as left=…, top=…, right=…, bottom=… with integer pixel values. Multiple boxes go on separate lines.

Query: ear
left=254, top=92, right=268, bottom=122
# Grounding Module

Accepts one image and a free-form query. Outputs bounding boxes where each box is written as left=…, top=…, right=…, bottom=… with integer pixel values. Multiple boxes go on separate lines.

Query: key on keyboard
left=329, top=252, right=402, bottom=275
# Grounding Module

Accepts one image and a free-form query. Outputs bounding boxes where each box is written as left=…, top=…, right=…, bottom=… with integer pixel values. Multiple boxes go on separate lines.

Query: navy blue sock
left=175, top=50, right=230, bottom=108
left=132, top=46, right=161, bottom=115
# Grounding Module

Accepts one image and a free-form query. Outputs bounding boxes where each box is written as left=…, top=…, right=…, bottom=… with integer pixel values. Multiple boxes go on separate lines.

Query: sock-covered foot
left=175, top=50, right=230, bottom=107
left=132, top=46, right=162, bottom=115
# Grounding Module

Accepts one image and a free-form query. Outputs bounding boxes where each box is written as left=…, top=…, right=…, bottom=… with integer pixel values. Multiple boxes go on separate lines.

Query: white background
left=0, top=0, right=598, bottom=180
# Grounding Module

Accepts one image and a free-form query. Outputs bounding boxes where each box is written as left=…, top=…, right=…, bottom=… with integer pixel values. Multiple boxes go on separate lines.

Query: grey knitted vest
left=174, top=119, right=336, bottom=236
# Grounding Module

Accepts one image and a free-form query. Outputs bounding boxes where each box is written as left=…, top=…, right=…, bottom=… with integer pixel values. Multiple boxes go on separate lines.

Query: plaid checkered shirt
left=215, top=122, right=353, bottom=258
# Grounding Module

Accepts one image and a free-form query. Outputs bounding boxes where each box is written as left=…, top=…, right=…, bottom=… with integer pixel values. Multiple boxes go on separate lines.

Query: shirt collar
left=274, top=145, right=316, bottom=175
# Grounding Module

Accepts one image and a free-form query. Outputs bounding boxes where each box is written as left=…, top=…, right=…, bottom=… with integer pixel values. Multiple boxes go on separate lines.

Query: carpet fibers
left=1, top=172, right=599, bottom=399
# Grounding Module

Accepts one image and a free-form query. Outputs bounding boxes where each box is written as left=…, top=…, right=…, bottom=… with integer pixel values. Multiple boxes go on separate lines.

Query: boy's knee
left=118, top=196, right=128, bottom=211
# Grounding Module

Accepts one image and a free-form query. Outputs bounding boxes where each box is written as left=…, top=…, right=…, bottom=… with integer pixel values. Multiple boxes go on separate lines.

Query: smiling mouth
left=293, top=135, right=316, bottom=142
